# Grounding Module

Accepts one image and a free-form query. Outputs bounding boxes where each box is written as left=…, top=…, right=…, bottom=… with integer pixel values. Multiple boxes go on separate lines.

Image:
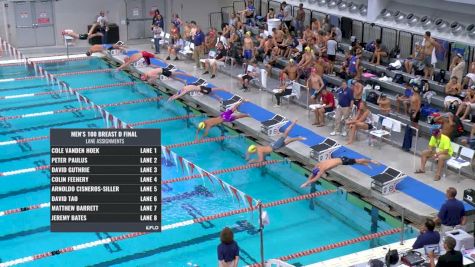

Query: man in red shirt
left=312, top=87, right=335, bottom=127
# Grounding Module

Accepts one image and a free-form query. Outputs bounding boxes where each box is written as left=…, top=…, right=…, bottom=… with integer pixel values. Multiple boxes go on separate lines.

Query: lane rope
left=0, top=68, right=115, bottom=82
left=164, top=135, right=240, bottom=149
left=0, top=190, right=336, bottom=266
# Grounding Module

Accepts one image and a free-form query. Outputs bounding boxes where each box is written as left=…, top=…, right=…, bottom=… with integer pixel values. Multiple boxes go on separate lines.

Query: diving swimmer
left=168, top=84, right=227, bottom=102
left=116, top=50, right=159, bottom=70
left=246, top=120, right=306, bottom=163
left=196, top=99, right=249, bottom=140
left=300, top=157, right=380, bottom=188
left=86, top=41, right=126, bottom=56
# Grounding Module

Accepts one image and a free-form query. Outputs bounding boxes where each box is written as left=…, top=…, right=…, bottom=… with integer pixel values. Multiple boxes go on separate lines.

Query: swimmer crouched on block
left=196, top=99, right=249, bottom=140
left=300, top=157, right=379, bottom=188
left=246, top=120, right=306, bottom=163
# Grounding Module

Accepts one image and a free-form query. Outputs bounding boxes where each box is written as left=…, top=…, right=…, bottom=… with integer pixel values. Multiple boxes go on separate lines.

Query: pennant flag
left=178, top=156, right=184, bottom=171
left=108, top=113, right=114, bottom=128
left=245, top=194, right=254, bottom=208
left=188, top=161, right=195, bottom=174
left=230, top=187, right=241, bottom=203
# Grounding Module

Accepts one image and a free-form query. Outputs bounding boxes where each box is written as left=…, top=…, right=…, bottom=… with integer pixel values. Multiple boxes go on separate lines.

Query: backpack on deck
left=392, top=73, right=404, bottom=84
left=365, top=41, right=376, bottom=53
left=420, top=104, right=439, bottom=118
left=366, top=91, right=379, bottom=105
left=434, top=70, right=446, bottom=84
left=389, top=46, right=400, bottom=59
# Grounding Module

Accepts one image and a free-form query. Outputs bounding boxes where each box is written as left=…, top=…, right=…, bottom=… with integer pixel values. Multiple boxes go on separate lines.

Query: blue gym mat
left=118, top=50, right=474, bottom=212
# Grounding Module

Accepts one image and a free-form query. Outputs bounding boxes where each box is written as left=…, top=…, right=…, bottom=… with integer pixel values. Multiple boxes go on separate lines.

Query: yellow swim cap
left=198, top=122, right=206, bottom=129
left=289, top=58, right=294, bottom=63
left=305, top=46, right=311, bottom=51
left=246, top=31, right=251, bottom=36
left=248, top=145, right=257, bottom=153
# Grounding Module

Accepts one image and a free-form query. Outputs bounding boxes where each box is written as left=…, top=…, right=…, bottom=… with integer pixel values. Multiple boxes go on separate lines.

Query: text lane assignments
left=50, top=129, right=161, bottom=232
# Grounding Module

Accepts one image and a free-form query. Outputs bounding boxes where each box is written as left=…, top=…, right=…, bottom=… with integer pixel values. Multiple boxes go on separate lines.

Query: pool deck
left=96, top=43, right=474, bottom=228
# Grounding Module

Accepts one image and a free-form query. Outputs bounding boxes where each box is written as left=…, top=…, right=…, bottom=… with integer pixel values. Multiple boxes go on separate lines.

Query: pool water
left=0, top=58, right=416, bottom=267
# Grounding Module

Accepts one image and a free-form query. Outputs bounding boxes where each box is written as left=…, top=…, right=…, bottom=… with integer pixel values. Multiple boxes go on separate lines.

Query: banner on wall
left=435, top=38, right=449, bottom=62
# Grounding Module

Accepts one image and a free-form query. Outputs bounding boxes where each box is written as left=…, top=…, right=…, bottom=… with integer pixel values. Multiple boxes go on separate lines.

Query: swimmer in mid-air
left=86, top=41, right=126, bottom=56
left=246, top=120, right=306, bottom=163
left=196, top=99, right=249, bottom=140
left=300, top=157, right=380, bottom=188
left=116, top=51, right=159, bottom=71
left=141, top=66, right=179, bottom=82
left=62, top=29, right=102, bottom=40
left=168, top=84, right=227, bottom=102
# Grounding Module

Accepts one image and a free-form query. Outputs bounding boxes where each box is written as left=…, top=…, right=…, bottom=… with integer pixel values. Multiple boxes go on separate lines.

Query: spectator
left=428, top=236, right=463, bottom=267
left=171, top=13, right=182, bottom=32
left=228, top=12, right=238, bottom=28
left=298, top=46, right=314, bottom=78
left=307, top=67, right=325, bottom=103
left=242, top=32, right=255, bottom=63
left=416, top=128, right=453, bottom=181
left=280, top=58, right=299, bottom=83
left=282, top=1, right=293, bottom=30
left=371, top=39, right=388, bottom=65
left=295, top=3, right=306, bottom=35
left=433, top=113, right=464, bottom=141
left=462, top=62, right=475, bottom=89
left=326, top=33, right=337, bottom=75
left=435, top=187, right=467, bottom=233
left=422, top=31, right=440, bottom=79
left=312, top=87, right=335, bottom=127
left=377, top=94, right=391, bottom=116
left=184, top=22, right=192, bottom=41
left=273, top=81, right=293, bottom=107
left=331, top=81, right=353, bottom=136
left=412, top=219, right=440, bottom=249
left=152, top=24, right=162, bottom=54
left=240, top=63, right=258, bottom=90
left=266, top=8, right=275, bottom=21
left=409, top=86, right=422, bottom=130
left=444, top=76, right=462, bottom=112
left=239, top=0, right=255, bottom=26
left=217, top=31, right=228, bottom=48
left=449, top=53, right=465, bottom=83
left=205, top=28, right=218, bottom=52
left=96, top=10, right=109, bottom=44
left=404, top=42, right=423, bottom=74
left=202, top=41, right=227, bottom=79
left=461, top=123, right=475, bottom=149
left=348, top=48, right=362, bottom=80
left=352, top=80, right=363, bottom=108
left=346, top=101, right=373, bottom=145
left=396, top=82, right=413, bottom=114
left=166, top=33, right=184, bottom=61
left=311, top=18, right=321, bottom=33
left=331, top=25, right=342, bottom=43
left=218, top=227, right=240, bottom=267
left=264, top=47, right=280, bottom=77
left=192, top=26, right=205, bottom=68
left=152, top=9, right=164, bottom=30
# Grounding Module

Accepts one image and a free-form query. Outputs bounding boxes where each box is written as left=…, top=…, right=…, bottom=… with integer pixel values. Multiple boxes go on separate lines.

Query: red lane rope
left=0, top=190, right=336, bottom=266
left=165, top=135, right=239, bottom=149
left=248, top=228, right=403, bottom=266
left=0, top=96, right=162, bottom=121
left=0, top=203, right=50, bottom=217
left=162, top=160, right=285, bottom=184
left=0, top=82, right=135, bottom=100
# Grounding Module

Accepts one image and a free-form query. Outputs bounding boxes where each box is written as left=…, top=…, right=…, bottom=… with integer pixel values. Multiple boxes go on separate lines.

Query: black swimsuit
left=340, top=156, right=356, bottom=165
left=162, top=69, right=172, bottom=77
left=200, top=86, right=212, bottom=95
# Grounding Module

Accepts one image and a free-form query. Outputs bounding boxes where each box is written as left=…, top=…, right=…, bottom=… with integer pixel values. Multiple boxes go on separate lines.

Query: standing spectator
left=218, top=227, right=240, bottom=267
left=282, top=1, right=293, bottom=30
left=435, top=187, right=467, bottom=233
left=166, top=33, right=184, bottom=61
left=422, top=31, right=440, bottom=79
left=412, top=219, right=440, bottom=249
left=346, top=101, right=373, bottom=145
left=331, top=25, right=342, bottom=43
left=295, top=4, right=306, bottom=35
left=331, top=81, right=353, bottom=136
left=428, top=236, right=463, bottom=267
left=352, top=80, right=363, bottom=108
left=416, top=128, right=453, bottom=180
left=152, top=9, right=164, bottom=30
left=371, top=39, right=388, bottom=65
left=193, top=26, right=205, bottom=68
left=312, top=87, right=335, bottom=127
left=449, top=53, right=466, bottom=83
left=96, top=10, right=108, bottom=44
left=326, top=33, right=337, bottom=75
left=152, top=24, right=162, bottom=54
left=409, top=86, right=422, bottom=130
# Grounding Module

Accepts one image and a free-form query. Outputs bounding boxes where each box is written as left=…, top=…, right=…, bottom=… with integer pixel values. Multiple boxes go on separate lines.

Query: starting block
left=220, top=95, right=242, bottom=112
left=310, top=138, right=341, bottom=162
left=261, top=115, right=288, bottom=136
left=131, top=58, right=145, bottom=67
left=370, top=167, right=406, bottom=195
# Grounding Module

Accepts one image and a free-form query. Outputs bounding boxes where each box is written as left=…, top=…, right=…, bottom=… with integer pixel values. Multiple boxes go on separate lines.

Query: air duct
left=451, top=21, right=465, bottom=35
left=328, top=0, right=342, bottom=8
left=380, top=9, right=393, bottom=21
left=466, top=24, right=475, bottom=38
left=317, top=0, right=328, bottom=6
left=420, top=16, right=433, bottom=29
left=348, top=2, right=358, bottom=13
left=406, top=13, right=420, bottom=26
left=393, top=11, right=406, bottom=23
left=359, top=4, right=367, bottom=16
left=434, top=18, right=449, bottom=31
left=338, top=1, right=349, bottom=10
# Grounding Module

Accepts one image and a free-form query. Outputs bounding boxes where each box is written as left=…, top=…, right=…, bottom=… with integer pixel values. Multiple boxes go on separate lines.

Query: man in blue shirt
left=192, top=25, right=205, bottom=68
left=331, top=80, right=353, bottom=136
left=435, top=187, right=466, bottom=234
left=412, top=219, right=440, bottom=249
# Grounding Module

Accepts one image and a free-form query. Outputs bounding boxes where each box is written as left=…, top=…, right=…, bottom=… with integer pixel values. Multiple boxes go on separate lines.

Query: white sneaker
left=341, top=132, right=347, bottom=137
left=330, top=131, right=340, bottom=136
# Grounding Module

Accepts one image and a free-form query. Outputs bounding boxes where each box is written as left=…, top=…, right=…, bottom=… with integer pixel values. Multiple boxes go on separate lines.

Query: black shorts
left=410, top=110, right=420, bottom=123
left=340, top=156, right=356, bottom=165
left=353, top=98, right=362, bottom=109
left=79, top=34, right=88, bottom=40
left=328, top=54, right=336, bottom=62
left=367, top=123, right=373, bottom=130
left=200, top=86, right=212, bottom=95
left=242, top=74, right=252, bottom=81
left=162, top=69, right=172, bottom=77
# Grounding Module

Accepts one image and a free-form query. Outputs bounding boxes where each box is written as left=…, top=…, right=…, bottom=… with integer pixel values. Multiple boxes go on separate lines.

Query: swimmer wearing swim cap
left=246, top=120, right=306, bottom=163
left=195, top=99, right=249, bottom=140
left=141, top=65, right=184, bottom=82
left=305, top=46, right=311, bottom=52
left=300, top=157, right=379, bottom=188
left=168, top=84, right=227, bottom=102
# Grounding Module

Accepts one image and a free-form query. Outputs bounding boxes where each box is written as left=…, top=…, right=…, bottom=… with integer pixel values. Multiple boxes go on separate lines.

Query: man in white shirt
left=282, top=2, right=293, bottom=30
left=96, top=11, right=108, bottom=44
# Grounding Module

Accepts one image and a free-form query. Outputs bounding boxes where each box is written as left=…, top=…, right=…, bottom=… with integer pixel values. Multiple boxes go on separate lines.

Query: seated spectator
left=377, top=94, right=391, bottom=115
left=298, top=46, right=315, bottom=79
left=444, top=77, right=462, bottom=112
left=404, top=42, right=423, bottom=74
left=264, top=47, right=280, bottom=77
left=449, top=53, right=465, bottom=83
left=435, top=187, right=467, bottom=233
left=352, top=80, right=363, bottom=109
left=311, top=18, right=321, bottom=33
left=331, top=81, right=353, bottom=136
left=217, top=31, right=228, bottom=48
left=166, top=33, right=184, bottom=61
left=462, top=62, right=475, bottom=89
left=240, top=63, right=258, bottom=90
left=455, top=85, right=475, bottom=121
left=202, top=41, right=227, bottom=79
left=434, top=113, right=464, bottom=141
left=371, top=39, right=388, bottom=65
left=396, top=83, right=413, bottom=115
left=280, top=58, right=299, bottom=84
left=273, top=81, right=293, bottom=107
left=416, top=128, right=453, bottom=181
left=346, top=101, right=373, bottom=145
left=412, top=219, right=440, bottom=249
left=239, top=0, right=255, bottom=26
left=428, top=236, right=463, bottom=267
left=312, top=87, right=335, bottom=127
left=461, top=123, right=475, bottom=149
left=307, top=68, right=325, bottom=103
